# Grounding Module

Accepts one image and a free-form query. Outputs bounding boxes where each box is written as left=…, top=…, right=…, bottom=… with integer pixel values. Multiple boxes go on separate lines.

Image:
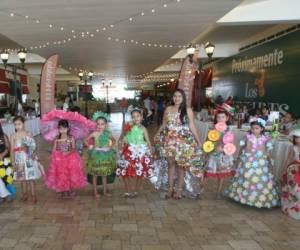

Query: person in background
left=280, top=112, right=294, bottom=135
left=150, top=97, right=156, bottom=123
left=242, top=105, right=250, bottom=123
left=157, top=97, right=164, bottom=125
left=63, top=97, right=70, bottom=111
left=198, top=105, right=209, bottom=122
left=260, top=106, right=270, bottom=121
left=215, top=95, right=224, bottom=106
left=120, top=98, right=128, bottom=121
left=32, top=100, right=40, bottom=117
left=143, top=96, right=151, bottom=117
left=70, top=106, right=84, bottom=155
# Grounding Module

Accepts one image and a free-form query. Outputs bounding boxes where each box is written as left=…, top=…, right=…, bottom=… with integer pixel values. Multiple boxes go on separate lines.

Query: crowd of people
left=0, top=89, right=300, bottom=221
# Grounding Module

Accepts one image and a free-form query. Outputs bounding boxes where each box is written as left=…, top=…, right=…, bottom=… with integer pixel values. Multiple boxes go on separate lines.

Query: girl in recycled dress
left=152, top=89, right=204, bottom=199
left=11, top=116, right=42, bottom=203
left=85, top=112, right=116, bottom=199
left=281, top=129, right=300, bottom=219
left=116, top=108, right=153, bottom=198
left=227, top=118, right=280, bottom=208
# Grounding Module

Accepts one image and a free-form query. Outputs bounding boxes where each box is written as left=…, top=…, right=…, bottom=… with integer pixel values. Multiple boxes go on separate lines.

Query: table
left=2, top=118, right=40, bottom=137
left=195, top=120, right=292, bottom=179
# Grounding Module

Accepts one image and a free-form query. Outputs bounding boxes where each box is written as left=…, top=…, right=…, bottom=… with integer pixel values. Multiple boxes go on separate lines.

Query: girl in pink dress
left=45, top=120, right=87, bottom=198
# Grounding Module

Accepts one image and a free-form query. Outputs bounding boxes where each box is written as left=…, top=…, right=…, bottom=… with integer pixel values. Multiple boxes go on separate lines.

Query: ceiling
left=0, top=0, right=241, bottom=81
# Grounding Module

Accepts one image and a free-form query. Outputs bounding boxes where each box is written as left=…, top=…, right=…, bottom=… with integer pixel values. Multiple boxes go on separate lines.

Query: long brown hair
left=171, top=89, right=187, bottom=124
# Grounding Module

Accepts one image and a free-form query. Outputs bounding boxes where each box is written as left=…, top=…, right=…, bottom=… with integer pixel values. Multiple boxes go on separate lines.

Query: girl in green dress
left=85, top=112, right=116, bottom=199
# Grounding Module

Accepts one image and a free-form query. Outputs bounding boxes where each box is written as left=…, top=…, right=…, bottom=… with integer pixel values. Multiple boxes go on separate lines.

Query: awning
left=0, top=82, right=10, bottom=94
left=22, top=86, right=29, bottom=94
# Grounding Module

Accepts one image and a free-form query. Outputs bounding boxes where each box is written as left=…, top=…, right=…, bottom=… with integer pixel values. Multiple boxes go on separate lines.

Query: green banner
left=212, top=29, right=300, bottom=116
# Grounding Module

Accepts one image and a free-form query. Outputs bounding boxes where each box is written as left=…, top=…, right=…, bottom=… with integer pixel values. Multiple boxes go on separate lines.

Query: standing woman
left=155, top=89, right=202, bottom=199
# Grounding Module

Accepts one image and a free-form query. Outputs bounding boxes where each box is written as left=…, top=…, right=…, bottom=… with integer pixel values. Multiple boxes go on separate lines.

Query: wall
left=211, top=28, right=300, bottom=116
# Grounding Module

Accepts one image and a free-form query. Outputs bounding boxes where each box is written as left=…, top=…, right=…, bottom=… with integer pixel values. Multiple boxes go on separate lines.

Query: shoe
left=216, top=193, right=223, bottom=200
left=122, top=193, right=131, bottom=198
left=130, top=192, right=138, bottom=198
left=31, top=195, right=38, bottom=204
left=174, top=188, right=183, bottom=200
left=21, top=193, right=28, bottom=202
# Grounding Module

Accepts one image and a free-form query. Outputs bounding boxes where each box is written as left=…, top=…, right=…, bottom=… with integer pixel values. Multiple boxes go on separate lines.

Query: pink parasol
left=40, top=109, right=96, bottom=141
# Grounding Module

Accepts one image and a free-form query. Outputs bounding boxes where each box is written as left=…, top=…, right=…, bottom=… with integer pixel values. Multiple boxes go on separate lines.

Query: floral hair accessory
left=223, top=132, right=234, bottom=144
left=249, top=117, right=266, bottom=128
left=223, top=143, right=236, bottom=156
left=208, top=130, right=220, bottom=142
left=127, top=105, right=142, bottom=114
left=92, top=111, right=111, bottom=122
left=215, top=122, right=227, bottom=132
left=203, top=141, right=215, bottom=153
left=216, top=103, right=235, bottom=116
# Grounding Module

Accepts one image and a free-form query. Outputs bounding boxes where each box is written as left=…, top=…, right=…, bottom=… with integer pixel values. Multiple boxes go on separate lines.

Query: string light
left=0, top=0, right=185, bottom=52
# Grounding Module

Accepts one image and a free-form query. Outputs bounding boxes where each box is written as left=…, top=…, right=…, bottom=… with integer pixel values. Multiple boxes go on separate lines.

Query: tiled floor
left=0, top=113, right=300, bottom=250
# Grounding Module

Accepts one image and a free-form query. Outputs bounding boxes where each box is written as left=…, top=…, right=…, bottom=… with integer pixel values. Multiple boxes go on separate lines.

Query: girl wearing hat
left=203, top=106, right=236, bottom=199
left=281, top=129, right=300, bottom=219
left=227, top=118, right=280, bottom=208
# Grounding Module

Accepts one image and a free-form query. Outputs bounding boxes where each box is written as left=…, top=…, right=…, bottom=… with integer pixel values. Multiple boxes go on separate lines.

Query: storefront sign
left=211, top=29, right=300, bottom=116
left=40, top=54, right=58, bottom=115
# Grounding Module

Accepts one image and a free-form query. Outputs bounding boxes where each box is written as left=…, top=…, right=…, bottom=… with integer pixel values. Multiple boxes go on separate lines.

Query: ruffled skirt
left=45, top=151, right=87, bottom=192
left=281, top=161, right=300, bottom=219
left=116, top=144, right=153, bottom=178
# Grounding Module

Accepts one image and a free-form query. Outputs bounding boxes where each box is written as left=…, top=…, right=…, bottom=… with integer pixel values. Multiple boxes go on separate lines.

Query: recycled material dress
left=116, top=124, right=153, bottom=178
left=150, top=112, right=204, bottom=198
left=0, top=136, right=14, bottom=198
left=46, top=137, right=87, bottom=192
left=205, top=127, right=235, bottom=178
left=227, top=133, right=280, bottom=208
left=87, top=130, right=116, bottom=176
left=13, top=136, right=41, bottom=181
left=281, top=146, right=300, bottom=219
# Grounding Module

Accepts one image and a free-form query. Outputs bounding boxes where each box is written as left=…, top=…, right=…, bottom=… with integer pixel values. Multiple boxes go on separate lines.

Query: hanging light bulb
left=186, top=44, right=195, bottom=55
left=0, top=50, right=9, bottom=68
left=204, top=42, right=215, bottom=58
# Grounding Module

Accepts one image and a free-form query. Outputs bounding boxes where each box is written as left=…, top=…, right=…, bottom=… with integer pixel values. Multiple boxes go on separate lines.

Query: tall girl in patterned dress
left=116, top=108, right=153, bottom=198
left=11, top=116, right=41, bottom=203
left=281, top=129, right=300, bottom=219
left=204, top=110, right=235, bottom=199
left=155, top=89, right=202, bottom=199
left=85, top=112, right=116, bottom=199
left=227, top=118, right=280, bottom=208
left=45, top=120, right=87, bottom=198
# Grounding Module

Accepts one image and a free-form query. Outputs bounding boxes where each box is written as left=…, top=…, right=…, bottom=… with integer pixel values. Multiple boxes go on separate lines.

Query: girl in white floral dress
left=227, top=118, right=280, bottom=208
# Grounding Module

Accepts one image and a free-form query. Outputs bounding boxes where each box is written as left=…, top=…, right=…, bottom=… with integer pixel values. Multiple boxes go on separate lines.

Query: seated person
left=280, top=112, right=294, bottom=134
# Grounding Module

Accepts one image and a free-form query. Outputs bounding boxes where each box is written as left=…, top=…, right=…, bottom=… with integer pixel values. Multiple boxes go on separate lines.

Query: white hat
left=289, top=129, right=300, bottom=138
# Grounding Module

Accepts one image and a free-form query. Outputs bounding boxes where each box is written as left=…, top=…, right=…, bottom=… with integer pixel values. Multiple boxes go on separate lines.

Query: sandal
left=122, top=192, right=131, bottom=198
left=31, top=195, right=38, bottom=204
left=174, top=188, right=183, bottom=200
left=130, top=192, right=138, bottom=198
left=21, top=193, right=28, bottom=202
left=165, top=187, right=173, bottom=199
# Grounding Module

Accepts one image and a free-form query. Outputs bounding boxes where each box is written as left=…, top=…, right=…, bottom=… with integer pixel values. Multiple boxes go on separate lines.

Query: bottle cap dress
left=87, top=130, right=116, bottom=176
left=157, top=112, right=203, bottom=169
left=227, top=134, right=280, bottom=208
left=150, top=112, right=204, bottom=198
left=117, top=124, right=152, bottom=178
left=281, top=146, right=300, bottom=219
left=45, top=137, right=87, bottom=192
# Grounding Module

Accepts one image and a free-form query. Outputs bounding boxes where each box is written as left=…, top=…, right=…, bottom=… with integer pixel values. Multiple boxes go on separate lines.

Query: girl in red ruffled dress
left=45, top=120, right=87, bottom=198
left=282, top=129, right=300, bottom=219
left=116, top=108, right=153, bottom=198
